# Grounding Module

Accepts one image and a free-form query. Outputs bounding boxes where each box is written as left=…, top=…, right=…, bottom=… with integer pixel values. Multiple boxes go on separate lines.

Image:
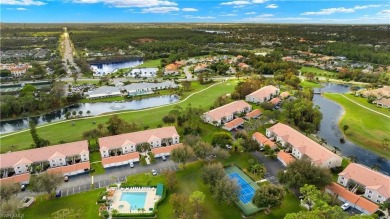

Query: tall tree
left=170, top=145, right=193, bottom=168
left=29, top=172, right=63, bottom=198
left=29, top=119, right=50, bottom=148
left=277, top=158, right=332, bottom=189
left=106, top=115, right=137, bottom=135
left=163, top=170, right=177, bottom=189
left=189, top=191, right=206, bottom=218
left=0, top=183, right=19, bottom=201
left=169, top=193, right=188, bottom=218
left=202, top=163, right=226, bottom=188
left=252, top=184, right=285, bottom=212
left=212, top=177, right=239, bottom=206
left=211, top=132, right=233, bottom=147
left=193, top=142, right=213, bottom=160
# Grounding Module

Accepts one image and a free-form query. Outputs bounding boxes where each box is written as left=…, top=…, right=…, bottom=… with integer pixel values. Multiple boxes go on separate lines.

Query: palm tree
left=72, top=111, right=77, bottom=117
left=86, top=110, right=91, bottom=116
left=65, top=111, right=71, bottom=119
left=371, top=164, right=381, bottom=171
left=78, top=111, right=83, bottom=117
left=348, top=155, right=358, bottom=163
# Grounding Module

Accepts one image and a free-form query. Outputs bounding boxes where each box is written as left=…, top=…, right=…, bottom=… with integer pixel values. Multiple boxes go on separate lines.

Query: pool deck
left=111, top=187, right=159, bottom=213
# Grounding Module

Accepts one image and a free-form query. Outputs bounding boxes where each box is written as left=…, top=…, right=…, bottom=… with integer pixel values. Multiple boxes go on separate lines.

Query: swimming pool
left=120, top=192, right=147, bottom=210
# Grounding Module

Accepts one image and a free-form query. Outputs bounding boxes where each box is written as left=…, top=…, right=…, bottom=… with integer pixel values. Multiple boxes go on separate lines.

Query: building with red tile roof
left=0, top=140, right=89, bottom=183
left=373, top=98, right=390, bottom=108
left=269, top=97, right=281, bottom=105
left=325, top=182, right=379, bottom=215
left=277, top=151, right=295, bottom=166
left=279, top=91, right=290, bottom=99
left=245, top=85, right=280, bottom=104
left=101, top=152, right=140, bottom=168
left=222, top=118, right=244, bottom=131
left=164, top=64, right=179, bottom=75
left=151, top=143, right=183, bottom=158
left=266, top=123, right=342, bottom=168
left=245, top=109, right=262, bottom=120
left=338, top=163, right=390, bottom=204
left=98, top=126, right=180, bottom=160
left=252, top=132, right=276, bottom=149
left=0, top=173, right=30, bottom=185
left=202, top=100, right=251, bottom=126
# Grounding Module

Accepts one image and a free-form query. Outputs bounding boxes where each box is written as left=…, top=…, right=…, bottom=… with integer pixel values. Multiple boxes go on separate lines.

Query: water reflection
left=0, top=95, right=179, bottom=134
left=313, top=83, right=390, bottom=174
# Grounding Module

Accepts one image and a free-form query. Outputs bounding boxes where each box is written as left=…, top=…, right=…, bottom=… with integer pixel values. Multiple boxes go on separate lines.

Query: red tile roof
left=268, top=123, right=341, bottom=165
left=101, top=152, right=140, bottom=166
left=0, top=141, right=89, bottom=169
left=277, top=151, right=295, bottom=165
left=339, top=163, right=390, bottom=199
left=270, top=97, right=281, bottom=105
left=223, top=118, right=244, bottom=130
left=246, top=109, right=262, bottom=119
left=47, top=162, right=90, bottom=175
left=252, top=132, right=276, bottom=149
left=326, top=183, right=379, bottom=214
left=151, top=143, right=183, bottom=155
left=280, top=91, right=290, bottom=99
left=98, top=127, right=179, bottom=150
left=205, top=100, right=251, bottom=121
left=165, top=64, right=178, bottom=71
left=0, top=173, right=30, bottom=184
left=247, top=85, right=279, bottom=101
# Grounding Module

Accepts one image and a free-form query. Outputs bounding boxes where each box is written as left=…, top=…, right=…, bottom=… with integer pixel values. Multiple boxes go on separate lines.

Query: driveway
left=251, top=151, right=285, bottom=184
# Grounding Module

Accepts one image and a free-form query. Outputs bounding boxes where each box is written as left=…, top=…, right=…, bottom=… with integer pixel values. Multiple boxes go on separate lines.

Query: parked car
left=55, top=190, right=62, bottom=198
left=21, top=184, right=27, bottom=191
left=64, top=175, right=69, bottom=182
left=162, top=155, right=167, bottom=161
left=341, top=203, right=350, bottom=211
left=152, top=169, right=157, bottom=176
left=129, top=162, right=134, bottom=168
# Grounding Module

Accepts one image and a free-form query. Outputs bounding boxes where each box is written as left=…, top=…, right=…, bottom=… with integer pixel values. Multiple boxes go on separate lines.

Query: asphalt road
left=251, top=151, right=286, bottom=184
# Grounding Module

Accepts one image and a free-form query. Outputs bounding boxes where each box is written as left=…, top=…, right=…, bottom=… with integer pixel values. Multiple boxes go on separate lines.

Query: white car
left=162, top=155, right=167, bottom=161
left=129, top=162, right=134, bottom=168
left=341, top=203, right=350, bottom=211
left=152, top=169, right=157, bottom=176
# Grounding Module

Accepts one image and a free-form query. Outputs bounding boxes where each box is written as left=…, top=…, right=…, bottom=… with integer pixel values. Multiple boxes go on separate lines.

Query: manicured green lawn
left=137, top=59, right=161, bottom=68
left=324, top=93, right=390, bottom=158
left=90, top=162, right=105, bottom=175
left=300, top=81, right=322, bottom=88
left=253, top=193, right=301, bottom=219
left=0, top=80, right=239, bottom=153
left=89, top=151, right=101, bottom=163
left=22, top=189, right=104, bottom=219
left=300, top=67, right=337, bottom=77
left=343, top=94, right=390, bottom=116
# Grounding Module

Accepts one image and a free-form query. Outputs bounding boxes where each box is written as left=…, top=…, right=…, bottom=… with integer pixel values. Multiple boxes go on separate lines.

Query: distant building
left=129, top=68, right=158, bottom=77
left=86, top=86, right=122, bottom=99
left=252, top=132, right=276, bottom=150
left=245, top=109, right=262, bottom=120
left=222, top=118, right=244, bottom=131
left=277, top=151, right=295, bottom=166
left=202, top=100, right=251, bottom=126
left=0, top=63, right=30, bottom=77
left=373, top=98, right=390, bottom=108
left=124, top=81, right=177, bottom=96
left=245, top=85, right=280, bottom=104
left=164, top=64, right=179, bottom=75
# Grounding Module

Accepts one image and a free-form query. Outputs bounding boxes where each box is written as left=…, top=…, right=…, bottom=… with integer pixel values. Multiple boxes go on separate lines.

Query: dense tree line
left=0, top=83, right=81, bottom=119
left=312, top=42, right=390, bottom=65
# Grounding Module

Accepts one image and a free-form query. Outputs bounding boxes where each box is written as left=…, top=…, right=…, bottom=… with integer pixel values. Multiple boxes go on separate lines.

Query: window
left=59, top=159, right=62, bottom=161
left=367, top=195, right=371, bottom=198
left=341, top=177, right=344, bottom=180
left=369, top=191, right=372, bottom=194
left=52, top=160, right=55, bottom=162
left=25, top=165, right=28, bottom=168
left=378, top=195, right=382, bottom=198
left=53, top=164, right=56, bottom=167
left=17, top=166, right=20, bottom=169
left=18, top=171, right=22, bottom=173
left=328, top=161, right=331, bottom=164
left=377, top=200, right=380, bottom=203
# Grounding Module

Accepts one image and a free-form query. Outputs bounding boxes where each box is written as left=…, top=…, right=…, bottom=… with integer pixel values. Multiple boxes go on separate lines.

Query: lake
left=313, top=83, right=390, bottom=174
left=0, top=95, right=179, bottom=134
left=91, top=60, right=143, bottom=76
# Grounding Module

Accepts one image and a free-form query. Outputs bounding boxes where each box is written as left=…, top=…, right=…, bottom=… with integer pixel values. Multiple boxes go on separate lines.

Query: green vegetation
left=300, top=80, right=322, bottom=88
left=300, top=67, right=336, bottom=77
left=0, top=80, right=238, bottom=152
left=344, top=94, right=390, bottom=116
left=137, top=59, right=161, bottom=68
left=22, top=189, right=103, bottom=219
left=324, top=93, right=390, bottom=158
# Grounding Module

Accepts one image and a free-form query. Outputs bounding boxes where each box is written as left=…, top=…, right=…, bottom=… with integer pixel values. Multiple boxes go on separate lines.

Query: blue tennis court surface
left=228, top=172, right=255, bottom=204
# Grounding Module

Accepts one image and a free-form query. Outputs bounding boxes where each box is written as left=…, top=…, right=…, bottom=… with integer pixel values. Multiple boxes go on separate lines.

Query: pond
left=313, top=83, right=390, bottom=174
left=0, top=95, right=179, bottom=134
left=91, top=60, right=143, bottom=76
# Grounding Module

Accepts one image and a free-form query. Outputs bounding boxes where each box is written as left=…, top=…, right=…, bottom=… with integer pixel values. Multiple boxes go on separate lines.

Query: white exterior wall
left=173, top=136, right=179, bottom=144
left=50, top=156, right=66, bottom=168
left=13, top=164, right=30, bottom=175
left=276, top=136, right=286, bottom=146
left=265, top=129, right=273, bottom=138
left=364, top=189, right=386, bottom=204
left=121, top=144, right=136, bottom=154
left=337, top=176, right=349, bottom=187
left=321, top=157, right=342, bottom=169
left=149, top=138, right=162, bottom=148
left=291, top=148, right=302, bottom=159
left=101, top=149, right=109, bottom=158
left=80, top=153, right=89, bottom=162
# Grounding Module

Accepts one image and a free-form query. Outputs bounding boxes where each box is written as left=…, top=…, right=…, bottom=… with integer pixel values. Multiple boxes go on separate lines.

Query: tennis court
left=225, top=165, right=262, bottom=216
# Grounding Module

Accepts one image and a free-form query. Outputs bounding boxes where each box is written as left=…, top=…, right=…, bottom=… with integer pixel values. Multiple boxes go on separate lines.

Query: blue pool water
left=228, top=172, right=255, bottom=204
left=120, top=192, right=147, bottom=210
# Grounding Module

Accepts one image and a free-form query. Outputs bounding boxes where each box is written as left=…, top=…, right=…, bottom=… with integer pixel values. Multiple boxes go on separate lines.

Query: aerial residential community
left=1, top=1, right=390, bottom=219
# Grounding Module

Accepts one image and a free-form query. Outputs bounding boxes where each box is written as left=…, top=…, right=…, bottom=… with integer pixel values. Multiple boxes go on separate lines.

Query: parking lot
left=251, top=151, right=285, bottom=184
left=18, top=159, right=178, bottom=198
